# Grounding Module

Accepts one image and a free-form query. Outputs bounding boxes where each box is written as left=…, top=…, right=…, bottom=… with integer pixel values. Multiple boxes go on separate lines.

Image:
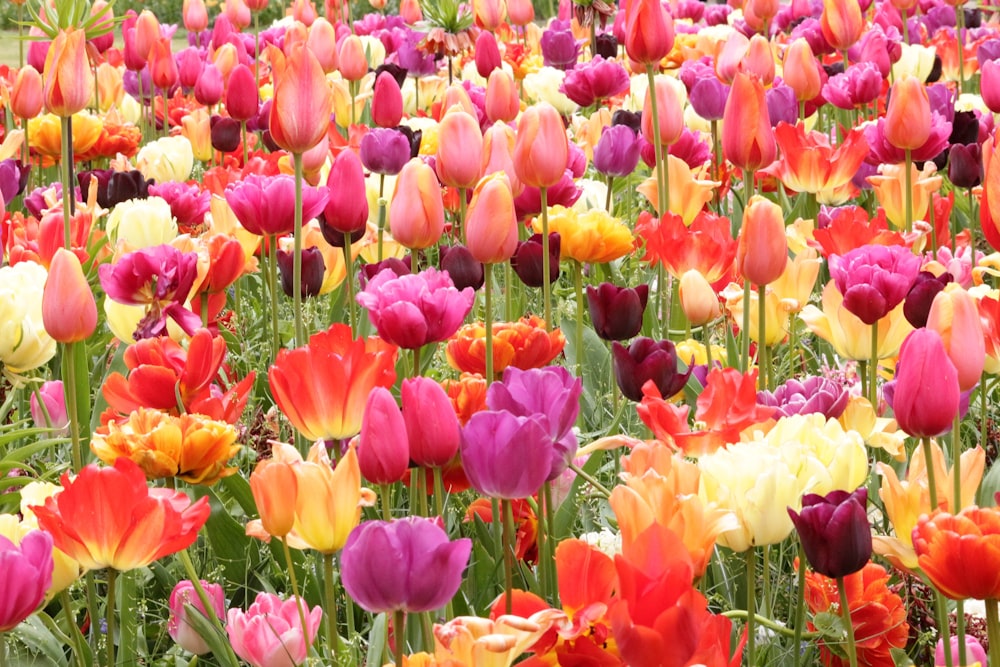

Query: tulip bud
left=149, top=37, right=179, bottom=92
left=679, top=269, right=721, bottom=326
left=884, top=75, right=931, bottom=152
left=183, top=0, right=209, bottom=33
left=436, top=110, right=484, bottom=190
left=737, top=195, right=787, bottom=286
left=891, top=328, right=960, bottom=438
left=511, top=233, right=561, bottom=287
left=134, top=10, right=161, bottom=63
left=10, top=66, right=43, bottom=120
left=787, top=488, right=871, bottom=579
left=402, top=377, right=462, bottom=468
left=508, top=0, right=534, bottom=25
left=475, top=31, right=502, bottom=78
left=168, top=580, right=226, bottom=655
left=926, top=285, right=985, bottom=392
left=320, top=150, right=369, bottom=246
left=514, top=103, right=569, bottom=189
left=307, top=18, right=339, bottom=73
left=593, top=125, right=640, bottom=178
left=177, top=49, right=203, bottom=91
left=372, top=71, right=403, bottom=128
left=485, top=69, right=520, bottom=124
left=389, top=158, right=446, bottom=250
left=624, top=0, right=674, bottom=66
left=722, top=72, right=776, bottom=173
left=42, top=248, right=97, bottom=343
left=466, top=173, right=518, bottom=264
left=439, top=245, right=485, bottom=291
left=277, top=246, right=325, bottom=298
left=211, top=116, right=242, bottom=153
left=338, top=35, right=368, bottom=82
left=225, top=65, right=258, bottom=123
left=612, top=337, right=693, bottom=402
left=587, top=283, right=649, bottom=341
left=360, top=127, right=411, bottom=176
left=30, top=380, right=69, bottom=435
left=358, top=387, right=410, bottom=485
left=43, top=28, right=94, bottom=117
left=783, top=38, right=822, bottom=102
left=641, top=75, right=685, bottom=147
left=195, top=64, right=225, bottom=106
left=903, top=271, right=950, bottom=329
left=249, top=457, right=297, bottom=538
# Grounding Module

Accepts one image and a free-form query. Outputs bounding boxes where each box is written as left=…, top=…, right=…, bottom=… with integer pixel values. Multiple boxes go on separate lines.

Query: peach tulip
left=513, top=103, right=568, bottom=190
left=389, top=158, right=446, bottom=250
left=268, top=44, right=334, bottom=155
left=884, top=76, right=931, bottom=152
left=42, top=28, right=94, bottom=117
left=466, top=173, right=518, bottom=264
left=737, top=195, right=787, bottom=286
left=722, top=72, right=775, bottom=173
left=42, top=248, right=97, bottom=344
left=436, top=109, right=484, bottom=190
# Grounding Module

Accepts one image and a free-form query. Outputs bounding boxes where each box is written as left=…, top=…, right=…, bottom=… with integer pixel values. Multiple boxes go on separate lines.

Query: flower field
left=1, top=0, right=1000, bottom=664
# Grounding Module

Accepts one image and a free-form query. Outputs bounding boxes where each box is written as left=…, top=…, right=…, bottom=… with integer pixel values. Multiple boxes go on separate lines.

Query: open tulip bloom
left=11, top=2, right=1000, bottom=667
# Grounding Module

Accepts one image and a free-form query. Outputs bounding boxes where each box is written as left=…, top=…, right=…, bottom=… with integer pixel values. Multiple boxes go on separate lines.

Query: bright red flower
left=762, top=122, right=868, bottom=203
left=913, top=507, right=1000, bottom=600
left=809, top=206, right=906, bottom=258
left=634, top=211, right=736, bottom=285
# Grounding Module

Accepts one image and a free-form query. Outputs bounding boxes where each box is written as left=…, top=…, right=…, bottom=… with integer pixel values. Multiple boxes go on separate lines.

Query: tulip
left=473, top=0, right=506, bottom=30
left=641, top=75, right=685, bottom=148
left=338, top=35, right=368, bottom=82
left=679, top=270, right=721, bottom=326
left=513, top=103, right=568, bottom=190
left=183, top=0, right=209, bottom=33
left=358, top=387, right=410, bottom=485
left=884, top=76, right=931, bottom=152
left=587, top=283, right=649, bottom=341
left=613, top=337, right=693, bottom=402
left=828, top=244, right=921, bottom=326
left=193, top=64, right=224, bottom=106
left=277, top=246, right=325, bottom=298
left=624, top=0, right=674, bottom=65
left=226, top=64, right=259, bottom=123
left=446, top=316, right=566, bottom=377
left=42, top=248, right=97, bottom=344
left=249, top=455, right=298, bottom=539
left=148, top=38, right=179, bottom=93
left=758, top=376, right=849, bottom=420
left=982, top=60, right=1000, bottom=114
left=225, top=174, right=328, bottom=238
left=508, top=0, right=533, bottom=25
left=388, top=158, right=446, bottom=250
left=903, top=271, right=950, bottom=329
left=593, top=125, right=640, bottom=179
left=913, top=506, right=1000, bottom=600
left=788, top=488, right=871, bottom=579
left=269, top=44, right=333, bottom=155
left=722, top=72, right=775, bottom=174
left=340, top=517, right=472, bottom=613
left=926, top=285, right=984, bottom=392
left=10, top=66, right=43, bottom=120
left=485, top=70, right=520, bottom=124
left=475, top=31, right=502, bottom=78
left=465, top=173, right=518, bottom=264
left=783, top=38, right=822, bottom=102
left=306, top=18, right=338, bottom=73
left=42, top=28, right=94, bottom=117
left=439, top=245, right=484, bottom=291
left=737, top=196, right=787, bottom=287
left=540, top=24, right=580, bottom=70
left=400, top=0, right=422, bottom=22
left=168, top=580, right=226, bottom=655
left=436, top=110, right=484, bottom=190
left=511, top=233, right=561, bottom=287
left=360, top=128, right=411, bottom=176
left=30, top=380, right=69, bottom=435
left=401, top=377, right=462, bottom=468
left=227, top=592, right=323, bottom=667
left=320, top=150, right=369, bottom=246
left=0, top=530, right=53, bottom=632
left=372, top=72, right=403, bottom=129
left=935, top=637, right=988, bottom=667
left=461, top=410, right=553, bottom=499
left=820, top=0, right=863, bottom=52
left=890, top=329, right=960, bottom=438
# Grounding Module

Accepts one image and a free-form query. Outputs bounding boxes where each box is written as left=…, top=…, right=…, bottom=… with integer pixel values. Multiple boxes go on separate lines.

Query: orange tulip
left=679, top=269, right=721, bottom=326
left=389, top=158, right=446, bottom=250
left=721, top=72, right=775, bottom=173
left=820, top=0, right=864, bottom=51
left=926, top=285, right=985, bottom=391
left=268, top=323, right=398, bottom=442
left=436, top=109, right=484, bottom=190
left=623, top=0, right=674, bottom=66
left=149, top=37, right=179, bottom=92
left=913, top=506, right=1000, bottom=600
left=513, top=102, right=568, bottom=189
left=400, top=0, right=422, bottom=23
left=641, top=75, right=684, bottom=147
left=338, top=35, right=368, bottom=82
left=42, top=28, right=94, bottom=117
left=472, top=0, right=506, bottom=31
left=446, top=316, right=565, bottom=378
left=42, top=248, right=97, bottom=343
left=763, top=122, right=869, bottom=204
left=465, top=173, right=518, bottom=264
left=782, top=38, right=822, bottom=102
left=268, top=44, right=334, bottom=155
left=134, top=11, right=161, bottom=62
left=441, top=373, right=488, bottom=425
left=10, top=66, right=43, bottom=120
left=485, top=69, right=520, bottom=124
left=249, top=447, right=299, bottom=538
left=884, top=76, right=931, bottom=152
left=737, top=195, right=787, bottom=286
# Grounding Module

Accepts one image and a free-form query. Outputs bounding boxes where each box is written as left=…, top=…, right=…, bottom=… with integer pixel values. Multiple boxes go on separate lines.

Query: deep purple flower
left=757, top=376, right=849, bottom=420
left=511, top=233, right=561, bottom=288
left=948, top=143, right=982, bottom=189
left=594, top=32, right=618, bottom=59
left=0, top=159, right=28, bottom=205
left=356, top=267, right=475, bottom=349
left=359, top=128, right=411, bottom=176
left=460, top=410, right=553, bottom=499
left=828, top=244, right=922, bottom=325
left=586, top=282, right=649, bottom=341
left=766, top=83, right=798, bottom=128
left=612, top=109, right=642, bottom=134
left=211, top=116, right=242, bottom=153
left=560, top=56, right=630, bottom=107
left=107, top=170, right=152, bottom=207
left=224, top=174, right=328, bottom=237
left=149, top=181, right=211, bottom=229
left=612, top=337, right=693, bottom=402
left=593, top=125, right=641, bottom=179
left=439, top=245, right=484, bottom=291
left=341, top=517, right=471, bottom=613
left=486, top=366, right=582, bottom=479
left=788, top=487, right=871, bottom=579
left=360, top=256, right=412, bottom=286
left=277, top=246, right=325, bottom=298
left=903, top=270, right=952, bottom=328
left=540, top=21, right=580, bottom=70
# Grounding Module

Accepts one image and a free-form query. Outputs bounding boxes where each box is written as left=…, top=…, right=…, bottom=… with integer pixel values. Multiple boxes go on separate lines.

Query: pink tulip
left=43, top=248, right=98, bottom=343
left=890, top=329, right=960, bottom=438
left=401, top=377, right=462, bottom=468
left=0, top=531, right=53, bottom=632
left=227, top=592, right=322, bottom=667
left=372, top=71, right=403, bottom=128
left=30, top=380, right=69, bottom=435
left=358, top=387, right=410, bottom=485
left=169, top=580, right=226, bottom=655
left=388, top=158, right=446, bottom=250
left=269, top=44, right=333, bottom=155
left=436, top=110, right=484, bottom=190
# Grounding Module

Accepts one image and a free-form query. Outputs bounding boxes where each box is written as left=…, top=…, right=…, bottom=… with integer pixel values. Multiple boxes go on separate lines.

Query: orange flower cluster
left=446, top=316, right=565, bottom=379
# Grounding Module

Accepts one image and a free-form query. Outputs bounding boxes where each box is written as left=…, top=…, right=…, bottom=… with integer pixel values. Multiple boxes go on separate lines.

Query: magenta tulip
left=828, top=244, right=921, bottom=325
left=401, top=377, right=461, bottom=468
left=358, top=387, right=410, bottom=485
left=890, top=329, right=960, bottom=438
left=224, top=174, right=329, bottom=238
left=0, top=531, right=53, bottom=632
left=460, top=410, right=552, bottom=499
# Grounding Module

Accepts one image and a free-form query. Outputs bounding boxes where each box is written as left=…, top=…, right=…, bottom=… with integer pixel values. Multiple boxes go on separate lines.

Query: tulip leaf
left=976, top=458, right=1000, bottom=508
left=890, top=648, right=916, bottom=667
left=553, top=449, right=605, bottom=539
left=365, top=613, right=388, bottom=667
left=116, top=570, right=138, bottom=667
left=11, top=614, right=70, bottom=666
left=200, top=489, right=261, bottom=605
left=181, top=602, right=240, bottom=667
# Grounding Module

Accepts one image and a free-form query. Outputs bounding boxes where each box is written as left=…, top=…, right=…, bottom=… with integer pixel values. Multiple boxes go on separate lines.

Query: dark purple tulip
left=360, top=256, right=412, bottom=287
left=439, top=245, right=484, bottom=291
left=788, top=488, right=871, bottom=579
left=374, top=62, right=408, bottom=88
left=149, top=181, right=212, bottom=229
left=486, top=366, right=582, bottom=480
left=594, top=32, right=618, bottom=59
left=948, top=143, right=982, bottom=190
left=903, top=271, right=952, bottom=329
left=211, top=116, right=242, bottom=153
left=78, top=169, right=113, bottom=209
left=511, top=233, right=561, bottom=288
left=460, top=410, right=553, bottom=499
left=340, top=517, right=471, bottom=613
left=360, top=128, right=411, bottom=176
left=277, top=246, right=325, bottom=298
left=612, top=109, right=642, bottom=134
left=107, top=170, right=152, bottom=205
left=395, top=125, right=423, bottom=160
left=950, top=110, right=979, bottom=146
left=593, top=125, right=641, bottom=179
left=586, top=282, right=649, bottom=341
left=757, top=376, right=849, bottom=420
left=688, top=77, right=729, bottom=122
left=612, top=337, right=693, bottom=403
left=829, top=245, right=922, bottom=325
left=540, top=22, right=580, bottom=70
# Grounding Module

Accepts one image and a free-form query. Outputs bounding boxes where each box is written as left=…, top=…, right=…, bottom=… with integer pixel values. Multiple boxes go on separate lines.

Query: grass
left=0, top=29, right=190, bottom=69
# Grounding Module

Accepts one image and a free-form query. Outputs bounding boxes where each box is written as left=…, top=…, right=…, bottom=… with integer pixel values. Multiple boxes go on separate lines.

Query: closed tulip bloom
left=277, top=246, right=325, bottom=298
left=613, top=337, right=693, bottom=402
left=43, top=28, right=94, bottom=117
left=722, top=73, right=775, bottom=173
left=134, top=11, right=160, bottom=63
left=436, top=110, right=484, bottom=190
left=679, top=269, right=721, bottom=326
left=10, top=66, right=43, bottom=120
left=820, top=0, right=863, bottom=51
left=320, top=150, right=369, bottom=245
left=168, top=580, right=226, bottom=655
left=737, top=196, right=787, bottom=286
left=514, top=103, right=569, bottom=190
left=400, top=0, right=422, bottom=22
left=587, top=282, right=649, bottom=341
left=465, top=173, right=518, bottom=264
left=195, top=64, right=224, bottom=106
left=269, top=44, right=333, bottom=154
left=913, top=506, right=1000, bottom=600
left=148, top=38, right=179, bottom=92
left=372, top=72, right=403, bottom=128
left=884, top=76, right=931, bottom=152
left=358, top=387, right=409, bottom=485
left=624, top=0, right=674, bottom=66
left=360, top=128, right=411, bottom=176
left=481, top=122, right=519, bottom=195
left=30, top=380, right=69, bottom=434
left=307, top=18, right=338, bottom=73
left=508, top=0, right=533, bottom=24
left=926, top=286, right=984, bottom=392
left=485, top=69, right=520, bottom=124
left=982, top=60, right=1000, bottom=114
left=593, top=125, right=640, bottom=178
left=42, top=248, right=97, bottom=343
left=0, top=530, right=52, bottom=632
left=223, top=0, right=251, bottom=29
left=227, top=592, right=323, bottom=667
left=249, top=456, right=297, bottom=538
left=936, top=637, right=989, bottom=667
left=401, top=377, right=462, bottom=468
left=783, top=39, right=822, bottom=102
left=475, top=31, right=502, bottom=78
left=183, top=0, right=209, bottom=33
left=388, top=158, right=446, bottom=250
left=641, top=75, right=685, bottom=147
left=891, top=329, right=960, bottom=438
left=338, top=35, right=368, bottom=82
left=341, top=517, right=472, bottom=613
left=788, top=488, right=871, bottom=579
left=439, top=245, right=485, bottom=291
left=461, top=410, right=553, bottom=499
left=226, top=64, right=259, bottom=123
left=511, top=232, right=561, bottom=287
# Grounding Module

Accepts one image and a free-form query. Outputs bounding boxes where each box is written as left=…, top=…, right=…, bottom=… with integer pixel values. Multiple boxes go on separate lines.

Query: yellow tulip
left=800, top=280, right=913, bottom=361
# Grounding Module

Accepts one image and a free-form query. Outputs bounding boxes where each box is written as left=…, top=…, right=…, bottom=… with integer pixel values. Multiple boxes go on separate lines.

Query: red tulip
left=624, top=0, right=674, bottom=66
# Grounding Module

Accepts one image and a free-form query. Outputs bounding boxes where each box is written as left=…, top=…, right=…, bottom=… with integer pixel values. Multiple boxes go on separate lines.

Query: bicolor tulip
left=722, top=72, right=775, bottom=173
left=388, top=158, right=446, bottom=250
left=782, top=39, right=822, bottom=102
left=42, top=248, right=97, bottom=344
left=926, top=285, right=984, bottom=392
left=828, top=244, right=921, bottom=326
left=249, top=452, right=298, bottom=539
left=737, top=196, right=787, bottom=286
left=227, top=592, right=322, bottom=667
left=465, top=173, right=518, bottom=264
left=788, top=488, right=871, bottom=579
left=168, top=580, right=226, bottom=655
left=623, top=0, right=674, bottom=65
left=820, top=0, right=863, bottom=51
left=890, top=329, right=960, bottom=438
left=268, top=44, right=333, bottom=154
left=513, top=103, right=568, bottom=190
left=42, top=28, right=94, bottom=117
left=884, top=76, right=931, bottom=152
left=436, top=110, right=483, bottom=190
left=764, top=123, right=868, bottom=204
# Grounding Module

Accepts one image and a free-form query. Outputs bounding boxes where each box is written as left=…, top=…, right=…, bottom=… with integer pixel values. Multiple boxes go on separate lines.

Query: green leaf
left=181, top=603, right=240, bottom=667
left=553, top=450, right=604, bottom=539
left=12, top=614, right=70, bottom=666
left=365, top=613, right=388, bottom=667
left=890, top=648, right=917, bottom=667
left=116, top=570, right=138, bottom=667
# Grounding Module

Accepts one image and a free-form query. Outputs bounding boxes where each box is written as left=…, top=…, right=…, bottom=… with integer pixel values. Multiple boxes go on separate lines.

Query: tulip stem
left=869, top=323, right=878, bottom=408
left=573, top=260, right=584, bottom=378
left=432, top=466, right=446, bottom=520
left=293, top=152, right=306, bottom=348
left=757, top=283, right=768, bottom=389
left=485, top=264, right=495, bottom=383
left=836, top=576, right=858, bottom=667
left=741, top=280, right=752, bottom=374
left=281, top=538, right=311, bottom=658
left=982, top=374, right=990, bottom=449
left=343, top=238, right=356, bottom=331
left=502, top=498, right=515, bottom=615
left=922, top=437, right=940, bottom=512
left=791, top=542, right=806, bottom=667
left=379, top=483, right=392, bottom=521
left=323, top=553, right=340, bottom=665
left=745, top=548, right=756, bottom=667
left=540, top=187, right=552, bottom=331
left=177, top=549, right=240, bottom=667
left=953, top=415, right=967, bottom=666
left=904, top=148, right=913, bottom=233
left=60, top=590, right=87, bottom=667
left=645, top=65, right=667, bottom=223
left=105, top=569, right=116, bottom=667
left=605, top=176, right=613, bottom=213
left=566, top=460, right=611, bottom=498
left=987, top=599, right=1000, bottom=667
left=936, top=590, right=955, bottom=667
left=60, top=116, right=74, bottom=249
left=393, top=610, right=405, bottom=666
left=377, top=175, right=387, bottom=263
left=63, top=342, right=83, bottom=472
left=458, top=187, right=467, bottom=244
left=267, top=236, right=281, bottom=360
left=241, top=120, right=249, bottom=168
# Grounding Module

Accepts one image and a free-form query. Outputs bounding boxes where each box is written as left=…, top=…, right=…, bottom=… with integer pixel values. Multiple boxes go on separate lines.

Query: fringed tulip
left=465, top=173, right=518, bottom=264
left=890, top=329, right=960, bottom=438
left=42, top=248, right=97, bottom=343
left=388, top=158, right=446, bottom=250
left=269, top=45, right=333, bottom=154
left=42, top=28, right=94, bottom=117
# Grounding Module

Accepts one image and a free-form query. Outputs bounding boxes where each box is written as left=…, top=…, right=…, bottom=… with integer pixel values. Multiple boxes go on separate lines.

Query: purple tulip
left=948, top=143, right=982, bottom=189
left=359, top=128, right=411, bottom=176
left=687, top=77, right=730, bottom=122
left=511, top=233, right=561, bottom=288
left=765, top=83, right=798, bottom=128
left=0, top=531, right=53, bottom=632
left=0, top=159, right=28, bottom=205
left=224, top=174, right=329, bottom=238
left=277, top=246, right=325, bottom=298
left=593, top=125, right=641, bottom=179
left=540, top=21, right=580, bottom=70
left=439, top=245, right=484, bottom=291
left=107, top=170, right=152, bottom=207
left=360, top=256, right=412, bottom=287
left=903, top=271, right=952, bottom=329
left=30, top=380, right=69, bottom=435
left=828, top=244, right=922, bottom=325
left=356, top=267, right=475, bottom=349
left=612, top=337, right=693, bottom=403
left=586, top=282, right=649, bottom=341
left=460, top=410, right=553, bottom=499
left=340, top=517, right=471, bottom=613
left=788, top=487, right=871, bottom=579
left=150, top=181, right=212, bottom=229
left=757, top=376, right=849, bottom=420
left=486, top=366, right=582, bottom=480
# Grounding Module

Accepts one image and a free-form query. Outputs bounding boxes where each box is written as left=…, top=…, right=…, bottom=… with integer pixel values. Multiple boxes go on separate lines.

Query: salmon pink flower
left=388, top=158, right=446, bottom=250
left=32, top=457, right=210, bottom=572
left=763, top=123, right=868, bottom=204
left=168, top=580, right=226, bottom=655
left=43, top=28, right=94, bottom=117
left=722, top=72, right=775, bottom=174
left=623, top=0, right=674, bottom=65
left=227, top=592, right=322, bottom=667
left=514, top=103, right=569, bottom=190
left=268, top=43, right=333, bottom=155
left=42, top=248, right=97, bottom=343
left=356, top=267, right=474, bottom=350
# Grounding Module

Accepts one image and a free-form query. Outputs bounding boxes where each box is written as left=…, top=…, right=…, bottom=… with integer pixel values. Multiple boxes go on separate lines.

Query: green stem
left=566, top=460, right=611, bottom=498
left=982, top=374, right=990, bottom=449
left=485, top=264, right=494, bottom=384
left=293, top=152, right=306, bottom=347
left=741, top=280, right=752, bottom=374
left=323, top=553, right=340, bottom=665
left=432, top=465, right=446, bottom=519
left=457, top=187, right=467, bottom=244
left=377, top=175, right=387, bottom=263
left=957, top=8, right=966, bottom=96
left=574, top=260, right=584, bottom=378
left=987, top=599, right=1000, bottom=667
left=905, top=148, right=914, bottom=233
left=491, top=496, right=503, bottom=601
left=61, top=116, right=74, bottom=249
left=392, top=610, right=405, bottom=666
left=937, top=590, right=955, bottom=667
left=792, top=542, right=806, bottom=667
left=177, top=549, right=240, bottom=666
left=645, top=65, right=666, bottom=221
left=540, top=188, right=552, bottom=330
left=241, top=120, right=249, bottom=168
left=837, top=576, right=858, bottom=667
left=281, top=538, right=311, bottom=656
left=723, top=611, right=822, bottom=639
left=379, top=483, right=392, bottom=521
left=870, top=323, right=878, bottom=408
left=605, top=176, right=613, bottom=213
left=63, top=342, right=83, bottom=472
left=105, top=569, right=116, bottom=667
left=922, top=436, right=939, bottom=511
left=343, top=237, right=355, bottom=331
left=267, top=236, right=281, bottom=359
left=953, top=412, right=967, bottom=665
left=60, top=590, right=87, bottom=667
left=746, top=548, right=756, bottom=667
left=757, top=284, right=767, bottom=389
left=502, top=498, right=515, bottom=615
left=902, top=8, right=909, bottom=45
